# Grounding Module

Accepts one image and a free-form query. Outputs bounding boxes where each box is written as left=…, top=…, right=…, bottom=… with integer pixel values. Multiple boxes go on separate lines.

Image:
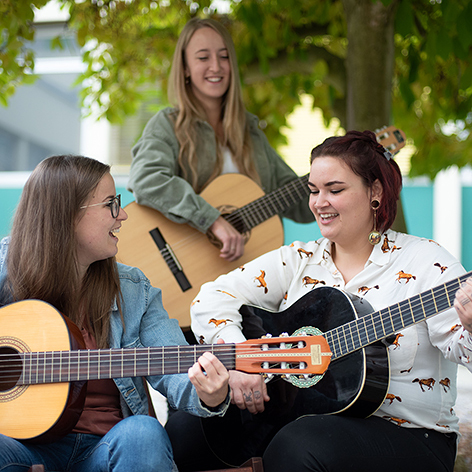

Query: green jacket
left=128, top=107, right=314, bottom=233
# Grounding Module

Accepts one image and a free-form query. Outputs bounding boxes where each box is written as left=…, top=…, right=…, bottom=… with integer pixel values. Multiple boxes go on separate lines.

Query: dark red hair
left=310, top=130, right=402, bottom=232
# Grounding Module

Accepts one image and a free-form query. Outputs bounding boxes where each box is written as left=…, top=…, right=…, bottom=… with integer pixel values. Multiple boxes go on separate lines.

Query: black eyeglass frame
left=80, top=194, right=121, bottom=218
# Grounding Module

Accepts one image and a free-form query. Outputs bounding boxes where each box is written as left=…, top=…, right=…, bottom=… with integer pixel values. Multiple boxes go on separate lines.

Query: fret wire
left=369, top=314, right=381, bottom=341
left=364, top=315, right=375, bottom=344
left=387, top=306, right=395, bottom=335
left=378, top=310, right=387, bottom=337
left=271, top=194, right=286, bottom=214
left=345, top=322, right=354, bottom=352
left=26, top=352, right=31, bottom=385
left=444, top=282, right=452, bottom=307
left=237, top=206, right=257, bottom=229
left=44, top=351, right=48, bottom=383
left=246, top=200, right=269, bottom=226
left=162, top=346, right=164, bottom=375
left=332, top=326, right=342, bottom=356
left=417, top=293, right=426, bottom=322
left=359, top=317, right=368, bottom=346
left=226, top=174, right=309, bottom=231
left=350, top=319, right=361, bottom=351
left=341, top=323, right=350, bottom=353
left=51, top=351, right=55, bottom=383
left=325, top=332, right=338, bottom=360
left=59, top=350, right=62, bottom=383
left=373, top=313, right=384, bottom=340
left=98, top=349, right=101, bottom=379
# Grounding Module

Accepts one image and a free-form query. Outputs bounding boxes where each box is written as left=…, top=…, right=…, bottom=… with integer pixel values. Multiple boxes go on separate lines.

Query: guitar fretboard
left=18, top=344, right=236, bottom=385
left=225, top=175, right=310, bottom=232
left=325, top=271, right=470, bottom=360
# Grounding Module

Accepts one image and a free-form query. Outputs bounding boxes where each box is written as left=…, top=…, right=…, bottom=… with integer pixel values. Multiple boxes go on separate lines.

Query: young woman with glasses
left=0, top=154, right=230, bottom=472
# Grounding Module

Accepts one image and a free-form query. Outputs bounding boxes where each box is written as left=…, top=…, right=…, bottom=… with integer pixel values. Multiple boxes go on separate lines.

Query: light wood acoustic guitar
left=0, top=299, right=329, bottom=443
left=116, top=126, right=406, bottom=326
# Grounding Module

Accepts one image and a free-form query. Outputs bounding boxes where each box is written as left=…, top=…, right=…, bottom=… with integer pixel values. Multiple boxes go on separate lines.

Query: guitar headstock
left=375, top=125, right=406, bottom=156
left=235, top=334, right=332, bottom=376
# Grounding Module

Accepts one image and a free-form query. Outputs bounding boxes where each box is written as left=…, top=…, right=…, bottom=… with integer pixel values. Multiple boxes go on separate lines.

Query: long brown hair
left=6, top=155, right=122, bottom=348
left=168, top=17, right=260, bottom=192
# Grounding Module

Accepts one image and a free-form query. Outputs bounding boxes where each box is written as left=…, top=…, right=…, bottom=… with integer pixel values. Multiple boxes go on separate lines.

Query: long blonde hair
left=5, top=155, right=122, bottom=348
left=168, top=18, right=260, bottom=192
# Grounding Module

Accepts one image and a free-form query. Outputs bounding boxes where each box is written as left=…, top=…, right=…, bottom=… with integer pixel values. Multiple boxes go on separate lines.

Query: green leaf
left=395, top=0, right=415, bottom=37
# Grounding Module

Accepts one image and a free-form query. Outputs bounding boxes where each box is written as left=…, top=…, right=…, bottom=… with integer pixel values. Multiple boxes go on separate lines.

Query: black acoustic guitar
left=202, top=272, right=468, bottom=465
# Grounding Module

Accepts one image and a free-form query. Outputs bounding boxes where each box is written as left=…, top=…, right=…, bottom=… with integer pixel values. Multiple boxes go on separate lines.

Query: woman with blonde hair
left=128, top=17, right=313, bottom=262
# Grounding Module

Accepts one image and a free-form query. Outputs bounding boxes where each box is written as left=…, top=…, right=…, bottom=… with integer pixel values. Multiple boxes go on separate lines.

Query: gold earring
left=368, top=199, right=381, bottom=245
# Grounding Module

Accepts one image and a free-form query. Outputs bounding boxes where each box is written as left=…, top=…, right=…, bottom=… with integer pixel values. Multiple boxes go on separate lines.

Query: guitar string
left=0, top=273, right=466, bottom=385
left=324, top=276, right=465, bottom=360
left=0, top=342, right=322, bottom=384
left=230, top=175, right=309, bottom=231
left=156, top=175, right=310, bottom=258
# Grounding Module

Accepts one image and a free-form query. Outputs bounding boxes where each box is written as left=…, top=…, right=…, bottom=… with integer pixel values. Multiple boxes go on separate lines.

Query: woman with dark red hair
left=187, top=130, right=472, bottom=472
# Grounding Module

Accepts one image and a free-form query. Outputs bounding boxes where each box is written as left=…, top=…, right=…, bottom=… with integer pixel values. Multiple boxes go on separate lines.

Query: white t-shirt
left=220, top=146, right=239, bottom=174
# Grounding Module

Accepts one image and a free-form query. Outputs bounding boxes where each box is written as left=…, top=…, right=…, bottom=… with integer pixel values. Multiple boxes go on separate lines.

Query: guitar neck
left=224, top=126, right=405, bottom=233
left=18, top=344, right=236, bottom=385
left=326, top=271, right=471, bottom=361
left=226, top=175, right=310, bottom=232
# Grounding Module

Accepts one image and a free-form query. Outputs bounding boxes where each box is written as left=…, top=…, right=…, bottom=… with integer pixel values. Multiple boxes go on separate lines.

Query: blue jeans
left=0, top=416, right=176, bottom=472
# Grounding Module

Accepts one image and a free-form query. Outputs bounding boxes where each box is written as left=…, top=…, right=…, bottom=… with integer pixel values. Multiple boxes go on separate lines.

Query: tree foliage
left=1, top=0, right=471, bottom=178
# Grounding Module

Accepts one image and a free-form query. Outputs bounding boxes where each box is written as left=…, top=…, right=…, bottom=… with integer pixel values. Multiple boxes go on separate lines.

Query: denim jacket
left=0, top=237, right=229, bottom=419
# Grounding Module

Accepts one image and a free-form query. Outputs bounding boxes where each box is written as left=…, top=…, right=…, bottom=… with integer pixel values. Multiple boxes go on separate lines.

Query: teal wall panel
left=0, top=188, right=23, bottom=239
left=462, top=187, right=472, bottom=271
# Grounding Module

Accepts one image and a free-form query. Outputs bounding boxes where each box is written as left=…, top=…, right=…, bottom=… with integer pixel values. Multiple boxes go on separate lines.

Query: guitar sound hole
left=226, top=214, right=247, bottom=234
left=0, top=347, right=22, bottom=391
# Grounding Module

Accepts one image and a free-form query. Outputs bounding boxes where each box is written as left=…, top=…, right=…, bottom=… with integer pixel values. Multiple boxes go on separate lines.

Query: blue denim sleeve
left=116, top=264, right=229, bottom=417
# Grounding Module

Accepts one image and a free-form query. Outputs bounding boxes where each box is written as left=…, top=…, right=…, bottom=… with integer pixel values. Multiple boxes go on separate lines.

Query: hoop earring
left=368, top=199, right=381, bottom=245
left=185, top=76, right=190, bottom=84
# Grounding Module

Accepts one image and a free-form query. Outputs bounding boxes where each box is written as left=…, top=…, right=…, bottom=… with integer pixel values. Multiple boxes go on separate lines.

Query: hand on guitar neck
left=207, top=216, right=246, bottom=261
left=188, top=344, right=230, bottom=409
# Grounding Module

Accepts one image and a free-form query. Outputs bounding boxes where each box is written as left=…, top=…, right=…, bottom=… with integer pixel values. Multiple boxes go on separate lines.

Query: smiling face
left=75, top=172, right=128, bottom=277
left=184, top=26, right=231, bottom=107
left=308, top=156, right=382, bottom=249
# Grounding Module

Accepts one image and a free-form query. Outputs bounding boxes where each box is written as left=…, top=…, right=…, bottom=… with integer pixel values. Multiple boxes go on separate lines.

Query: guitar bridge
left=149, top=228, right=192, bottom=292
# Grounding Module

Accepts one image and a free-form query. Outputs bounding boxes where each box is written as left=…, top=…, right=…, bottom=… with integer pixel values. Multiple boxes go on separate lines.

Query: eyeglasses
left=80, top=194, right=121, bottom=218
